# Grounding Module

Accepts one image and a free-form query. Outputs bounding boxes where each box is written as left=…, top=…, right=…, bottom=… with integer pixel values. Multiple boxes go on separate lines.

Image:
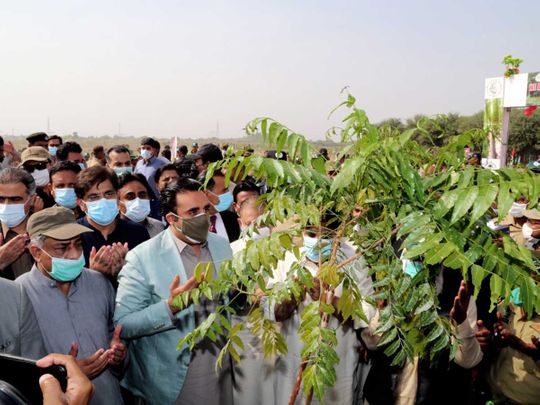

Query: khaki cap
left=27, top=206, right=93, bottom=240
left=523, top=209, right=540, bottom=221
left=20, top=146, right=50, bottom=165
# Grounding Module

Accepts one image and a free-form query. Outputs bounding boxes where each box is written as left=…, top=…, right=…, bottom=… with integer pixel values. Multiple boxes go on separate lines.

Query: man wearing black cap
left=26, top=132, right=49, bottom=149
left=134, top=137, right=168, bottom=196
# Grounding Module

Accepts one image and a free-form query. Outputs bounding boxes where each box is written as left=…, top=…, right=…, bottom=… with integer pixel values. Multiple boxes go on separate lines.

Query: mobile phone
left=0, top=353, right=67, bottom=405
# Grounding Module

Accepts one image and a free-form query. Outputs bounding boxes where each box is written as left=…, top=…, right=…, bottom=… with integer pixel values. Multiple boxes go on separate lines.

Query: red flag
left=523, top=105, right=538, bottom=117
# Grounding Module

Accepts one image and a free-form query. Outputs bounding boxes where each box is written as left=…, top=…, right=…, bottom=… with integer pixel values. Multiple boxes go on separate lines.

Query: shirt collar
left=144, top=156, right=155, bottom=165
left=29, top=264, right=82, bottom=293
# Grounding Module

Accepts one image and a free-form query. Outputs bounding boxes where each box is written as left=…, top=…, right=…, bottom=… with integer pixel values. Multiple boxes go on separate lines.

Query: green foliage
left=502, top=54, right=523, bottom=78
left=174, top=93, right=540, bottom=403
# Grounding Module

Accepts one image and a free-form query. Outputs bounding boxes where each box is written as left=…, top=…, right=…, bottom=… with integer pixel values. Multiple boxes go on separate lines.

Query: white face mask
left=0, top=202, right=28, bottom=228
left=32, top=168, right=50, bottom=187
left=123, top=198, right=151, bottom=223
left=509, top=202, right=527, bottom=218
left=141, top=149, right=153, bottom=160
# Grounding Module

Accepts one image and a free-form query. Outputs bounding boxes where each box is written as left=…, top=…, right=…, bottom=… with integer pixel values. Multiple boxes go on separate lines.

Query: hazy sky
left=1, top=0, right=539, bottom=140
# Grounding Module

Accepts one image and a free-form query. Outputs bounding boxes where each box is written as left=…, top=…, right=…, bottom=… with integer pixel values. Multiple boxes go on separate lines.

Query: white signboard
left=503, top=73, right=528, bottom=107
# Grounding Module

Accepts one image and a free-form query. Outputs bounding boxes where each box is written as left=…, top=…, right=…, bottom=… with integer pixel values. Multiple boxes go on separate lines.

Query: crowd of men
left=0, top=132, right=539, bottom=405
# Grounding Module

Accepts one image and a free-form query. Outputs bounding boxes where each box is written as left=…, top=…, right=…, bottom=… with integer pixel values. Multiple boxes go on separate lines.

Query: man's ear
left=165, top=212, right=177, bottom=226
left=28, top=244, right=42, bottom=261
left=77, top=198, right=86, bottom=213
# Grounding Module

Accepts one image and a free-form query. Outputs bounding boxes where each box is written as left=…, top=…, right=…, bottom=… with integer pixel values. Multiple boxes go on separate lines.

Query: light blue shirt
left=134, top=155, right=168, bottom=195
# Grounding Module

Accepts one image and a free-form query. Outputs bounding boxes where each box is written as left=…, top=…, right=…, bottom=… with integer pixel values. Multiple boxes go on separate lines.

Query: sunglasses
left=23, top=162, right=48, bottom=173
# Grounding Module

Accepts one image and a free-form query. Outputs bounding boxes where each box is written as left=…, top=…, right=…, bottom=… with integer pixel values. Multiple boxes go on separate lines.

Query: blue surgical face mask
left=41, top=249, right=84, bottom=282
left=48, top=146, right=58, bottom=157
left=54, top=188, right=77, bottom=209
left=214, top=191, right=233, bottom=212
left=0, top=201, right=28, bottom=228
left=302, top=235, right=332, bottom=263
left=113, top=166, right=133, bottom=175
left=123, top=198, right=150, bottom=223
left=78, top=162, right=86, bottom=170
left=85, top=198, right=118, bottom=226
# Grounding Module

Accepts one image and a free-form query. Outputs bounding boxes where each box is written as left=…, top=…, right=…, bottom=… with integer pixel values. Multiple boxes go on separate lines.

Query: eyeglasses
left=23, top=162, right=48, bottom=173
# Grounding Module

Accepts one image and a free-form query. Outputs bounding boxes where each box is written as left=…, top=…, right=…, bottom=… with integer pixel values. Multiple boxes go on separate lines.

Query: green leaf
left=301, top=141, right=310, bottom=166
left=330, top=157, right=362, bottom=194
left=287, top=133, right=300, bottom=160
left=426, top=323, right=444, bottom=342
left=414, top=298, right=434, bottom=315
left=276, top=129, right=287, bottom=154
left=519, top=275, right=536, bottom=317
left=384, top=339, right=401, bottom=356
left=311, top=156, right=326, bottom=174
left=434, top=190, right=459, bottom=219
left=431, top=333, right=449, bottom=353
left=377, top=327, right=398, bottom=347
left=469, top=184, right=498, bottom=224
left=497, top=180, right=514, bottom=220
left=471, top=265, right=486, bottom=299
left=424, top=242, right=456, bottom=265
left=450, top=186, right=478, bottom=224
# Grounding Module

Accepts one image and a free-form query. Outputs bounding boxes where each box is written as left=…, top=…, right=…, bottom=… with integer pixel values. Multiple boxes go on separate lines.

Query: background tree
left=508, top=109, right=540, bottom=163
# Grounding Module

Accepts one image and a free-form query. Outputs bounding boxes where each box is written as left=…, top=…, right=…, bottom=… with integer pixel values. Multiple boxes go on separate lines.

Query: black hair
left=49, top=161, right=82, bottom=179
left=154, top=163, right=179, bottom=184
left=0, top=136, right=3, bottom=146
left=160, top=178, right=203, bottom=216
left=106, top=145, right=131, bottom=162
left=117, top=172, right=157, bottom=200
left=140, top=137, right=160, bottom=151
left=196, top=169, right=224, bottom=192
left=233, top=179, right=261, bottom=203
left=179, top=145, right=188, bottom=155
left=48, top=135, right=63, bottom=144
left=175, top=157, right=198, bottom=179
left=161, top=149, right=172, bottom=161
left=75, top=165, right=119, bottom=198
left=197, top=143, right=223, bottom=164
left=57, top=141, right=83, bottom=161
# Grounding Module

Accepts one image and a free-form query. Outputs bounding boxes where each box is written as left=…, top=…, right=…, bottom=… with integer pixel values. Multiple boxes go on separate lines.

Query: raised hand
left=108, top=243, right=128, bottom=276
left=450, top=280, right=471, bottom=325
left=69, top=342, right=111, bottom=379
left=89, top=245, right=113, bottom=275
left=475, top=320, right=491, bottom=352
left=32, top=195, right=44, bottom=213
left=167, top=275, right=199, bottom=314
left=108, top=325, right=126, bottom=366
left=0, top=233, right=29, bottom=271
